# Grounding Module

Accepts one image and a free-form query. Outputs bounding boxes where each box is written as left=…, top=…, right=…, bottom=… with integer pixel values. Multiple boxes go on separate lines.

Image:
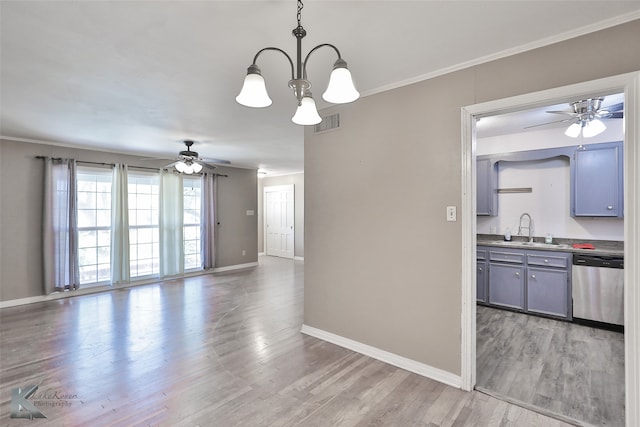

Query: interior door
left=264, top=184, right=294, bottom=259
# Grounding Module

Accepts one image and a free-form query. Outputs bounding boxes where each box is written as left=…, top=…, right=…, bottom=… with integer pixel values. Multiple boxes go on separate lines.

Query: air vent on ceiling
left=314, top=113, right=340, bottom=134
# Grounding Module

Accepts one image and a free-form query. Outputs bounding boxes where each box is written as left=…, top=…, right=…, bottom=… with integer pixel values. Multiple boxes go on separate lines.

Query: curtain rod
left=35, top=156, right=228, bottom=177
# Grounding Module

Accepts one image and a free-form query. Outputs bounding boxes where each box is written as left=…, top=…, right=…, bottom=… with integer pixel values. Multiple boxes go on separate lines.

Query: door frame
left=263, top=184, right=295, bottom=259
left=460, top=72, right=640, bottom=426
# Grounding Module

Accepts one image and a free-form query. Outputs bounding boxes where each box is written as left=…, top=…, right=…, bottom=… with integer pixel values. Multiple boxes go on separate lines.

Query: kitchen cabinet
left=571, top=141, right=623, bottom=217
left=527, top=267, right=569, bottom=317
left=526, top=251, right=571, bottom=318
left=477, top=141, right=623, bottom=218
left=477, top=157, right=498, bottom=216
left=489, top=263, right=525, bottom=310
left=478, top=245, right=572, bottom=319
left=485, top=247, right=526, bottom=310
left=477, top=249, right=488, bottom=303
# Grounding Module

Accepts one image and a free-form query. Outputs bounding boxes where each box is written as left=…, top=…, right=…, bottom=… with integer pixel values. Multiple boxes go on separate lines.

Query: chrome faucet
left=518, top=213, right=534, bottom=242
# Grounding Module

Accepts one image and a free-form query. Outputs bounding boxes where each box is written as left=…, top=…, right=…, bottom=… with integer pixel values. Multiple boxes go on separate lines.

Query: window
left=53, top=166, right=210, bottom=286
left=77, top=167, right=112, bottom=285
left=183, top=177, right=202, bottom=270
left=128, top=173, right=160, bottom=278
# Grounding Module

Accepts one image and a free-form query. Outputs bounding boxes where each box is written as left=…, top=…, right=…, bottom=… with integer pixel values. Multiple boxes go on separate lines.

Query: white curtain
left=111, top=164, right=130, bottom=284
left=160, top=171, right=184, bottom=277
left=201, top=173, right=218, bottom=270
left=43, top=158, right=79, bottom=293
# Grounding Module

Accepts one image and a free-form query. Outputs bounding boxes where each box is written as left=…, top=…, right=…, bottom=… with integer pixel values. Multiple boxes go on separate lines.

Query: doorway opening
left=460, top=72, right=640, bottom=427
left=263, top=184, right=295, bottom=259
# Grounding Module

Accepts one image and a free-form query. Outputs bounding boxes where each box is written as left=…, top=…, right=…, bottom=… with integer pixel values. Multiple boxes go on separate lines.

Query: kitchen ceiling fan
left=525, top=97, right=624, bottom=138
left=162, top=140, right=230, bottom=174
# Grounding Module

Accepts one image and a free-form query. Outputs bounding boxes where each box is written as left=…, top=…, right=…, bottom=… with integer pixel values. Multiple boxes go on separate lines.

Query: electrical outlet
left=242, top=250, right=246, bottom=256
left=446, top=206, right=457, bottom=222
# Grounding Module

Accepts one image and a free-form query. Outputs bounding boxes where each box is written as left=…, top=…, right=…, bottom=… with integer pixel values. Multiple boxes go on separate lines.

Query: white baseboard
left=300, top=324, right=462, bottom=389
left=258, top=252, right=266, bottom=256
left=212, top=261, right=258, bottom=273
left=0, top=262, right=259, bottom=308
left=293, top=256, right=304, bottom=261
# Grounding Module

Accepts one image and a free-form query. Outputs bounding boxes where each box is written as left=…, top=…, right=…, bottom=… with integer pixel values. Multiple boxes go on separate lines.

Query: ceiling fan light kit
left=175, top=159, right=203, bottom=174
left=168, top=140, right=224, bottom=174
left=236, top=0, right=359, bottom=125
left=564, top=98, right=610, bottom=138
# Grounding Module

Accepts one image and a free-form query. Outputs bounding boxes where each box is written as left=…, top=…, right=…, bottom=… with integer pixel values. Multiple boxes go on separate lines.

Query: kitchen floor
left=476, top=305, right=625, bottom=427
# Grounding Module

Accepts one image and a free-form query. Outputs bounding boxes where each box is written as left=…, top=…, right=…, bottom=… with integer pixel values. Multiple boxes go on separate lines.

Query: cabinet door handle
left=544, top=259, right=549, bottom=263
left=479, top=267, right=483, bottom=272
left=607, top=205, right=614, bottom=210
left=531, top=274, right=536, bottom=279
left=515, top=272, right=520, bottom=277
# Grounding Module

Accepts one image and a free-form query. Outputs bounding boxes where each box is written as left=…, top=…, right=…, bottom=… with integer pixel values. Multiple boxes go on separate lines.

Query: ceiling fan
left=163, top=140, right=230, bottom=174
left=526, top=97, right=624, bottom=138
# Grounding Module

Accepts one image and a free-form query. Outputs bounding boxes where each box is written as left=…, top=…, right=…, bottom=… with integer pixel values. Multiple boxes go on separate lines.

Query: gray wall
left=257, top=173, right=304, bottom=258
left=304, top=20, right=640, bottom=376
left=0, top=139, right=258, bottom=302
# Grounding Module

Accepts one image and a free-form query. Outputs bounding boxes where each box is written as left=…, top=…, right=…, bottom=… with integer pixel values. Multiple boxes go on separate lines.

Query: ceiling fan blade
left=596, top=110, right=624, bottom=119
left=524, top=118, right=574, bottom=129
left=545, top=110, right=577, bottom=116
left=138, top=156, right=173, bottom=161
left=162, top=160, right=180, bottom=169
left=606, top=102, right=624, bottom=112
left=201, top=158, right=231, bottom=165
left=199, top=161, right=217, bottom=170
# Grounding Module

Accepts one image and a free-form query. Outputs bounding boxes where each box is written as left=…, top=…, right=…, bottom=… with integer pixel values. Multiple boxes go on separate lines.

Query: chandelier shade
left=236, top=0, right=359, bottom=125
left=322, top=59, right=359, bottom=104
left=236, top=65, right=272, bottom=108
left=292, top=93, right=322, bottom=125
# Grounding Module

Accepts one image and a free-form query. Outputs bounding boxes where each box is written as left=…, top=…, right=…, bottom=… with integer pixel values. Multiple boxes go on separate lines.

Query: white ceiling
left=2, top=1, right=639, bottom=175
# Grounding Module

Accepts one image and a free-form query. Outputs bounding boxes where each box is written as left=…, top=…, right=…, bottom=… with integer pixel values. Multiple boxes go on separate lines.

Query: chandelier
left=235, top=0, right=359, bottom=125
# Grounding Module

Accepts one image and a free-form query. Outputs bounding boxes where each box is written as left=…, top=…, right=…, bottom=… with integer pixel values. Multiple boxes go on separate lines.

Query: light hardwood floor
left=476, top=304, right=625, bottom=427
left=1, top=256, right=574, bottom=426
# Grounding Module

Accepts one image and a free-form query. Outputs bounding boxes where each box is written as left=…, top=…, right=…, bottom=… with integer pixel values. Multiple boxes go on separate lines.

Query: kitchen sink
left=482, top=240, right=572, bottom=250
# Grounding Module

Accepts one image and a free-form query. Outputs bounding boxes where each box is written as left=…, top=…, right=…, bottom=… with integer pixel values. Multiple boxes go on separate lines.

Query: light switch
left=446, top=206, right=457, bottom=222
left=246, top=210, right=255, bottom=216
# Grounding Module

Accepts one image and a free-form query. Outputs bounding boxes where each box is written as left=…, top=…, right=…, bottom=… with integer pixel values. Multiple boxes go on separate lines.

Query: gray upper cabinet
left=571, top=141, right=623, bottom=217
left=477, top=157, right=498, bottom=216
left=478, top=141, right=623, bottom=218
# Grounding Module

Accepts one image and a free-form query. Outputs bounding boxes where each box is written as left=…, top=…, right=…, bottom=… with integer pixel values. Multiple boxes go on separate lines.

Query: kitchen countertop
left=477, top=234, right=623, bottom=257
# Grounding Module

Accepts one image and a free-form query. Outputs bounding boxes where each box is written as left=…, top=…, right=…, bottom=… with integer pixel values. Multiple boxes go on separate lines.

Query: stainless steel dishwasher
left=572, top=254, right=624, bottom=326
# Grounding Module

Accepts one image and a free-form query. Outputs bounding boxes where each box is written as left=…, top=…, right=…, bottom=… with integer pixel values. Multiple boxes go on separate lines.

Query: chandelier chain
left=297, top=0, right=303, bottom=28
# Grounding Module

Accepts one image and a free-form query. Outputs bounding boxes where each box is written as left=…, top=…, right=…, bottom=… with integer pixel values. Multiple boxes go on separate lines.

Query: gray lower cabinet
left=477, top=245, right=571, bottom=319
left=477, top=249, right=488, bottom=303
left=488, top=263, right=525, bottom=310
left=527, top=267, right=569, bottom=317
left=526, top=251, right=571, bottom=318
